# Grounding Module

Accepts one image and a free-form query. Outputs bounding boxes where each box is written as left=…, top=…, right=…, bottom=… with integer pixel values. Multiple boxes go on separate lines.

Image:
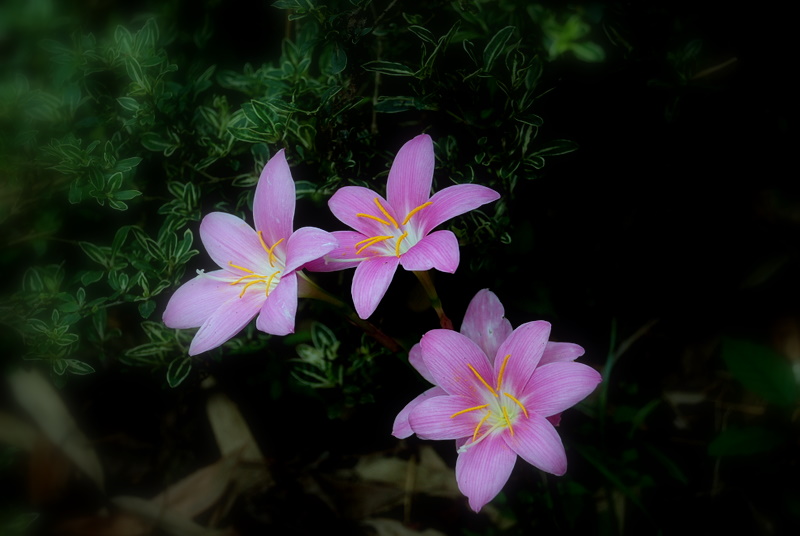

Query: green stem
left=297, top=272, right=401, bottom=352
left=413, top=270, right=453, bottom=330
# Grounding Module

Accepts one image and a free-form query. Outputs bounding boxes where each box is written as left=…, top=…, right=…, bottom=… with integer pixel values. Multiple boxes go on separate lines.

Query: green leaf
left=81, top=270, right=104, bottom=286
left=408, top=25, right=436, bottom=44
left=570, top=41, right=606, bottom=63
left=228, top=126, right=270, bottom=144
left=138, top=300, right=156, bottom=319
left=114, top=25, right=133, bottom=51
left=532, top=139, right=579, bottom=157
left=68, top=181, right=83, bottom=204
left=117, top=97, right=139, bottom=112
left=311, top=322, right=337, bottom=351
left=722, top=338, right=798, bottom=405
left=79, top=242, right=110, bottom=267
left=52, top=359, right=68, bottom=375
left=525, top=155, right=545, bottom=170
left=124, top=56, right=148, bottom=90
left=516, top=114, right=544, bottom=127
left=483, top=26, right=515, bottom=72
left=114, top=190, right=142, bottom=201
left=65, top=359, right=95, bottom=375
left=114, top=157, right=142, bottom=171
left=362, top=60, right=416, bottom=77
left=140, top=132, right=172, bottom=152
left=166, top=356, right=192, bottom=388
left=708, top=426, right=783, bottom=456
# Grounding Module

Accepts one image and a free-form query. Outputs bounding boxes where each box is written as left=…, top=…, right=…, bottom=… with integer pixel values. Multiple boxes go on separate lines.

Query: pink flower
left=392, top=289, right=601, bottom=511
left=305, top=134, right=500, bottom=319
left=163, top=150, right=337, bottom=355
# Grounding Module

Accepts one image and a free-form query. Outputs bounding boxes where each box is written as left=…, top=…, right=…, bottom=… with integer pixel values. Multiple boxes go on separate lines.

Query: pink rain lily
left=163, top=150, right=337, bottom=355
left=392, top=289, right=601, bottom=512
left=305, top=134, right=500, bottom=319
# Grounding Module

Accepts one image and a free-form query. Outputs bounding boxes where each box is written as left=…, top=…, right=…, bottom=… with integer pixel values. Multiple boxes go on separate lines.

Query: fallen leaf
left=205, top=391, right=264, bottom=463
left=362, top=517, right=446, bottom=536
left=151, top=456, right=239, bottom=518
left=0, top=410, right=37, bottom=450
left=8, top=369, right=104, bottom=490
left=112, top=496, right=236, bottom=536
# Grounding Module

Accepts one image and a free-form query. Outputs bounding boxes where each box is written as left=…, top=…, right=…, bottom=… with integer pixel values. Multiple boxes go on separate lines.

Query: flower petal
left=504, top=413, right=567, bottom=476
left=455, top=434, right=517, bottom=512
left=303, top=231, right=370, bottom=272
left=188, top=290, right=264, bottom=355
left=522, top=362, right=601, bottom=417
left=494, top=321, right=551, bottom=395
left=256, top=272, right=298, bottom=336
left=408, top=343, right=435, bottom=384
left=460, top=289, right=513, bottom=361
left=408, top=395, right=482, bottom=440
left=399, top=230, right=460, bottom=273
left=351, top=256, right=400, bottom=319
left=253, top=149, right=295, bottom=245
left=539, top=342, right=585, bottom=366
left=386, top=134, right=434, bottom=218
left=283, top=226, right=338, bottom=273
left=392, top=386, right=447, bottom=439
left=200, top=212, right=268, bottom=272
left=328, top=186, right=399, bottom=236
left=420, top=330, right=494, bottom=399
left=417, top=184, right=500, bottom=236
left=547, top=414, right=562, bottom=427
left=163, top=270, right=239, bottom=329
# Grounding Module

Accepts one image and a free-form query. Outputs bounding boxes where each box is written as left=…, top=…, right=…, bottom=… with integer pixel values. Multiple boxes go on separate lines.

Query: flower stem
left=413, top=270, right=453, bottom=330
left=297, top=272, right=402, bottom=352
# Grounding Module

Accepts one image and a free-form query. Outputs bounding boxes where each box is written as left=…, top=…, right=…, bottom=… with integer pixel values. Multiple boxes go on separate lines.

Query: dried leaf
left=112, top=496, right=235, bottom=536
left=0, top=411, right=37, bottom=450
left=362, top=518, right=446, bottom=536
left=56, top=511, right=152, bottom=536
left=205, top=391, right=264, bottom=463
left=8, top=369, right=104, bottom=489
left=151, top=456, right=239, bottom=518
left=353, top=446, right=459, bottom=498
left=28, top=436, right=71, bottom=505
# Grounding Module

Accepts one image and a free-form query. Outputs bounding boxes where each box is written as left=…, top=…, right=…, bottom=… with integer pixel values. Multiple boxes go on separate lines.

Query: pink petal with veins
left=400, top=230, right=460, bottom=272
left=253, top=149, right=295, bottom=245
left=386, top=134, right=435, bottom=217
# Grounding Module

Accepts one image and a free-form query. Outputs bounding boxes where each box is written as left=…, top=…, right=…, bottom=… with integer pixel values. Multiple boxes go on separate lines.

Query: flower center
left=354, top=197, right=432, bottom=257
left=449, top=354, right=530, bottom=452
left=227, top=232, right=284, bottom=298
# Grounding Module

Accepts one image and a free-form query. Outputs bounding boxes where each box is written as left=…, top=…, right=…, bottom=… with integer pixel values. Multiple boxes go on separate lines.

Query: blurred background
left=1, top=1, right=797, bottom=534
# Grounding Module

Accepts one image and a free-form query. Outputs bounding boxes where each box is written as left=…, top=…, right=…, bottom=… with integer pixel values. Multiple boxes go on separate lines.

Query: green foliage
left=708, top=426, right=785, bottom=457
left=0, top=1, right=588, bottom=390
left=722, top=338, right=799, bottom=406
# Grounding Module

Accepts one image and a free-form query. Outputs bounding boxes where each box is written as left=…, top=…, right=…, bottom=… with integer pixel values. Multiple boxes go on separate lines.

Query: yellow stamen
left=257, top=232, right=284, bottom=267
left=267, top=238, right=284, bottom=267
left=496, top=354, right=511, bottom=390
left=238, top=278, right=267, bottom=298
left=502, top=405, right=514, bottom=435
left=373, top=198, right=399, bottom=228
left=450, top=404, right=490, bottom=418
left=264, top=271, right=281, bottom=295
left=472, top=411, right=492, bottom=442
left=228, top=262, right=254, bottom=273
left=402, top=201, right=432, bottom=225
left=394, top=231, right=408, bottom=257
left=467, top=363, right=498, bottom=397
left=230, top=273, right=263, bottom=286
left=503, top=392, right=529, bottom=418
left=356, top=213, right=391, bottom=226
left=354, top=235, right=393, bottom=254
